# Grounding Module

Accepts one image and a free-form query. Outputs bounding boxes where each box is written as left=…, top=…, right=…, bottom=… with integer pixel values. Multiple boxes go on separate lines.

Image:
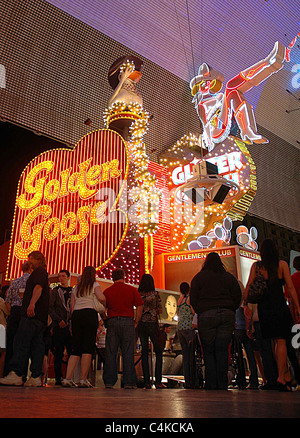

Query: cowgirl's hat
left=190, top=63, right=224, bottom=96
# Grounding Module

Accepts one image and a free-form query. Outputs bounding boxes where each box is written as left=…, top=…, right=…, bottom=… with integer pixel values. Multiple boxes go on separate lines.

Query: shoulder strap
left=256, top=261, right=262, bottom=273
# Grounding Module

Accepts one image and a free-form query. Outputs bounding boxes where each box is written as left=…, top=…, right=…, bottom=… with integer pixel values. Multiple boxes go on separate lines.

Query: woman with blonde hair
left=62, top=266, right=106, bottom=387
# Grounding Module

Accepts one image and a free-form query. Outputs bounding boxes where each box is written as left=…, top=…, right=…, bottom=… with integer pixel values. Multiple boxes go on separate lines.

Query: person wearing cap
left=190, top=41, right=286, bottom=150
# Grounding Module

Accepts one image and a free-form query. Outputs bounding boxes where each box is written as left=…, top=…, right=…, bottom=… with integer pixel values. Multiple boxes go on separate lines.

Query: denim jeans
left=9, top=317, right=46, bottom=378
left=138, top=321, right=163, bottom=385
left=4, top=306, right=28, bottom=377
left=103, top=317, right=137, bottom=387
left=198, top=308, right=235, bottom=389
left=178, top=329, right=195, bottom=388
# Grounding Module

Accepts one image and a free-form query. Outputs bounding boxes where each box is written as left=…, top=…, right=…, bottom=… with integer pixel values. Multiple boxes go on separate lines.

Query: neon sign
left=159, top=134, right=257, bottom=252
left=17, top=157, right=122, bottom=209
left=171, top=151, right=244, bottom=187
left=189, top=38, right=299, bottom=151
left=236, top=225, right=258, bottom=251
left=14, top=156, right=123, bottom=258
left=6, top=130, right=129, bottom=280
left=104, top=56, right=160, bottom=238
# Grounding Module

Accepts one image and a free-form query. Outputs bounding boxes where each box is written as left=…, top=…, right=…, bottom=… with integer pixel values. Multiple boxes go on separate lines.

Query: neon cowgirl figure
left=189, top=41, right=287, bottom=151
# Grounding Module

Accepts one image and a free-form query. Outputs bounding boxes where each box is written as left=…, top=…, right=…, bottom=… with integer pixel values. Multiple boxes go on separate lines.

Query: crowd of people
left=0, top=238, right=299, bottom=391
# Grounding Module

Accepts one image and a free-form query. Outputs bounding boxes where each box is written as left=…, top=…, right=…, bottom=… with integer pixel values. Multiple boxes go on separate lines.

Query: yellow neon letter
left=101, top=159, right=122, bottom=182
left=60, top=206, right=91, bottom=245
left=17, top=161, right=54, bottom=210
left=14, top=205, right=52, bottom=259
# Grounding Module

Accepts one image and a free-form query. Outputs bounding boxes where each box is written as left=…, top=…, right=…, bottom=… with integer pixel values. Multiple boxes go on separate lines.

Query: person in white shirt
left=62, top=266, right=106, bottom=387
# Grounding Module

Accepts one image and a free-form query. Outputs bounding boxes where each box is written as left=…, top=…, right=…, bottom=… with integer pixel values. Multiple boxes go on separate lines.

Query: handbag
left=92, top=290, right=105, bottom=314
left=247, top=262, right=267, bottom=304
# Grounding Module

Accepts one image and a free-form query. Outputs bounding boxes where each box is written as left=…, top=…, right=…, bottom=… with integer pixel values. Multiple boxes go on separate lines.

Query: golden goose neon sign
left=14, top=157, right=122, bottom=258
left=7, top=129, right=129, bottom=280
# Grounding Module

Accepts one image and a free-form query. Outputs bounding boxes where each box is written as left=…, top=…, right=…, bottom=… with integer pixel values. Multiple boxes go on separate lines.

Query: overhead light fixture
left=193, top=161, right=218, bottom=177
left=209, top=182, right=231, bottom=204
left=184, top=187, right=205, bottom=205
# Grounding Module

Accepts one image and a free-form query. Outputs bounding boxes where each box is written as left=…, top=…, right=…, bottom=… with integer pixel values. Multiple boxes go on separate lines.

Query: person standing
left=190, top=252, right=241, bottom=390
left=177, top=282, right=195, bottom=389
left=245, top=302, right=278, bottom=390
left=49, top=269, right=73, bottom=385
left=96, top=318, right=106, bottom=371
left=234, top=291, right=259, bottom=390
left=103, top=269, right=143, bottom=389
left=0, top=251, right=50, bottom=387
left=137, top=274, right=165, bottom=389
left=0, top=294, right=9, bottom=377
left=62, top=266, right=106, bottom=387
left=244, top=239, right=300, bottom=391
left=4, top=261, right=32, bottom=377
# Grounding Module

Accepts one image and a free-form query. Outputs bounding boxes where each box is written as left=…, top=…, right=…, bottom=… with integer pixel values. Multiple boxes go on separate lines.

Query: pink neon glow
left=289, top=37, right=297, bottom=48
left=226, top=74, right=246, bottom=89
left=285, top=32, right=300, bottom=62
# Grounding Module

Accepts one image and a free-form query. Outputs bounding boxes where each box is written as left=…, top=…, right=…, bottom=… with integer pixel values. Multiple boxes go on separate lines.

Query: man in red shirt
left=285, top=256, right=300, bottom=324
left=103, top=269, right=143, bottom=389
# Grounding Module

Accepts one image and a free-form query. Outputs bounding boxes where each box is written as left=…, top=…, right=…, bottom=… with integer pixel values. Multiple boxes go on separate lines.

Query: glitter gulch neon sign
left=159, top=134, right=257, bottom=253
left=6, top=130, right=129, bottom=280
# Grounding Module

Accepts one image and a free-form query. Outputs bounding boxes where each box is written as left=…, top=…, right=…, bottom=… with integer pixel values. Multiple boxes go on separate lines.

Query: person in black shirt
left=190, top=252, right=241, bottom=390
left=0, top=251, right=50, bottom=387
left=49, top=269, right=73, bottom=385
